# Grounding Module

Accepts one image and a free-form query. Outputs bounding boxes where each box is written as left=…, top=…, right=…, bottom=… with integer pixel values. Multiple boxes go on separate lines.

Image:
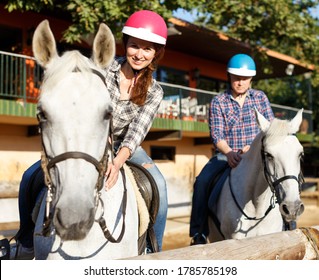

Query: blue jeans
left=128, top=146, right=168, bottom=251
left=16, top=160, right=43, bottom=248
left=189, top=153, right=228, bottom=237
left=17, top=147, right=167, bottom=251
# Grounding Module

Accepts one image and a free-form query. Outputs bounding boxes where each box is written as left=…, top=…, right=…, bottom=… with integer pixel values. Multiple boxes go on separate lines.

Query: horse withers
left=208, top=109, right=305, bottom=242
left=30, top=20, right=140, bottom=259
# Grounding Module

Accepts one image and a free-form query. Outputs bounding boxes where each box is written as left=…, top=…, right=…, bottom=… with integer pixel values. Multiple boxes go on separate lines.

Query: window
left=150, top=146, right=176, bottom=161
left=156, top=66, right=188, bottom=86
left=197, top=76, right=227, bottom=92
left=0, top=25, right=22, bottom=53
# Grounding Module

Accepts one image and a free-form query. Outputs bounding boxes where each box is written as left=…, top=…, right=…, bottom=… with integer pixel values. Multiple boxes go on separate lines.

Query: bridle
left=37, top=67, right=127, bottom=243
left=229, top=134, right=304, bottom=228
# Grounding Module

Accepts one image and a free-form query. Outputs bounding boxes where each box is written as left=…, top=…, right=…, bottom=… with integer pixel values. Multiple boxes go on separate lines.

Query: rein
left=229, top=134, right=303, bottom=225
left=38, top=67, right=128, bottom=243
left=229, top=171, right=276, bottom=221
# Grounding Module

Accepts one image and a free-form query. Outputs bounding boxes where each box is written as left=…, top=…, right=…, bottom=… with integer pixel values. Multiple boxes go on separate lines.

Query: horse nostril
left=282, top=204, right=290, bottom=215
left=298, top=203, right=305, bottom=216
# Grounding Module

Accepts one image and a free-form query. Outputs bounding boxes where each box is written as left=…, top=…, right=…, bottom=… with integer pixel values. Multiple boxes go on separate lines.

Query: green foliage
left=197, top=0, right=319, bottom=65
left=5, top=0, right=54, bottom=12
left=5, top=0, right=206, bottom=43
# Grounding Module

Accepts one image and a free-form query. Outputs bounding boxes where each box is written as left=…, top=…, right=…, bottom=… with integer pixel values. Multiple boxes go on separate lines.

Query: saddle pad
left=125, top=161, right=159, bottom=226
left=123, top=164, right=149, bottom=238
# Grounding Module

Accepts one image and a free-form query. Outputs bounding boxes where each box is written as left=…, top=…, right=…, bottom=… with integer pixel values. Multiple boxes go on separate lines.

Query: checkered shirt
left=105, top=57, right=163, bottom=155
left=209, top=89, right=274, bottom=152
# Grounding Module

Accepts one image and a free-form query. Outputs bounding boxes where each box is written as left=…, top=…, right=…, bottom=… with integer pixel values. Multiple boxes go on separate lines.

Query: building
left=0, top=4, right=313, bottom=218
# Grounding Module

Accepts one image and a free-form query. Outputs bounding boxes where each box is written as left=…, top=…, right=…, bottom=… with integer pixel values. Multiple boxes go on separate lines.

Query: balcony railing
left=0, top=50, right=313, bottom=138
left=158, top=81, right=313, bottom=136
left=0, top=51, right=42, bottom=103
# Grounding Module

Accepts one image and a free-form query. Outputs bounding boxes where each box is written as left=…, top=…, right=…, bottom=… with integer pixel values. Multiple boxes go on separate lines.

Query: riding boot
left=0, top=238, right=34, bottom=260
left=190, top=233, right=207, bottom=245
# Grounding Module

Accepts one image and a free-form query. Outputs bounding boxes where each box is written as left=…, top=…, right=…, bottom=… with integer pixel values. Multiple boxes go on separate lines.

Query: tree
left=196, top=0, right=319, bottom=68
left=5, top=0, right=206, bottom=43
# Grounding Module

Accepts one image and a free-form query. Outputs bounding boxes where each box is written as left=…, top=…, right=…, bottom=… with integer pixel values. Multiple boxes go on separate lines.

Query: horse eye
left=37, top=111, right=47, bottom=122
left=103, top=111, right=112, bottom=121
left=300, top=152, right=304, bottom=161
left=265, top=152, right=273, bottom=160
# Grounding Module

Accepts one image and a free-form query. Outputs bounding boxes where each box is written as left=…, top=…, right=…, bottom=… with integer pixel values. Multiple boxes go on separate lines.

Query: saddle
left=125, top=161, right=160, bottom=254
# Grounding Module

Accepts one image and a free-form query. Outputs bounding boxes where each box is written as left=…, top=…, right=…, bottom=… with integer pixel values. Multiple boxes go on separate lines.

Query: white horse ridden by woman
left=208, top=109, right=305, bottom=242
left=32, top=20, right=140, bottom=259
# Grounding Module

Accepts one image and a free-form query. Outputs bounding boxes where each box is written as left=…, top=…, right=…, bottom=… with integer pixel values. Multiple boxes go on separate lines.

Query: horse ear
left=32, top=20, right=58, bottom=68
left=255, top=108, right=270, bottom=132
left=289, top=108, right=303, bottom=133
left=92, top=23, right=115, bottom=68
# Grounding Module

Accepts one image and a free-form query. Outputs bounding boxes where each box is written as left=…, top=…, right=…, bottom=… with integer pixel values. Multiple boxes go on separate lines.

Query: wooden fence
left=126, top=226, right=319, bottom=260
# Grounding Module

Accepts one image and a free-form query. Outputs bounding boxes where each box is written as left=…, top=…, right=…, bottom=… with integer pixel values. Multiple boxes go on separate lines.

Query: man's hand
left=226, top=145, right=250, bottom=168
left=225, top=150, right=242, bottom=168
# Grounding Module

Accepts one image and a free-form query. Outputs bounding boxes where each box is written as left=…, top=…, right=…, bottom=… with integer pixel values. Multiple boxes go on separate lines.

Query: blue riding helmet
left=227, top=54, right=256, bottom=77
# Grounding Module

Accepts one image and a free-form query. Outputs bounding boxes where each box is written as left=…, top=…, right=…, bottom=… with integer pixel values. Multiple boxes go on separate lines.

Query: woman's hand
left=105, top=161, right=121, bottom=190
left=104, top=147, right=131, bottom=190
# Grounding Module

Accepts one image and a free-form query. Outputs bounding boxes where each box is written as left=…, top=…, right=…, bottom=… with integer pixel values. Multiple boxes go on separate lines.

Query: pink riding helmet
left=122, top=10, right=167, bottom=45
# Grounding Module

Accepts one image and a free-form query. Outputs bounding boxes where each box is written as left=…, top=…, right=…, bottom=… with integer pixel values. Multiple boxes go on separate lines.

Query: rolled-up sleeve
left=119, top=81, right=163, bottom=155
left=209, top=97, right=225, bottom=146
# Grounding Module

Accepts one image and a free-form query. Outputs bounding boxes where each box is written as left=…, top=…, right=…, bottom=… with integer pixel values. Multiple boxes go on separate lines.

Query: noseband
left=37, top=67, right=127, bottom=243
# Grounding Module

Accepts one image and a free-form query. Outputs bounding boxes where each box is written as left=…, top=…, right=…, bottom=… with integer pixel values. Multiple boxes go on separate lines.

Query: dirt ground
left=162, top=204, right=319, bottom=251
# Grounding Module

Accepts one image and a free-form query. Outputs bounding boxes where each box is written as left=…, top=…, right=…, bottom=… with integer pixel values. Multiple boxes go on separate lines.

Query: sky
left=173, top=6, right=319, bottom=22
left=172, top=8, right=197, bottom=22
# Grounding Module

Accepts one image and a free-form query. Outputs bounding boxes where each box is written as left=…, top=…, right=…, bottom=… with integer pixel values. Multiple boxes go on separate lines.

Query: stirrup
left=0, top=238, right=10, bottom=260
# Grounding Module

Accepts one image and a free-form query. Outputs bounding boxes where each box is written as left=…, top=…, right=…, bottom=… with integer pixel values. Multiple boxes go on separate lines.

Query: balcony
left=0, top=50, right=314, bottom=142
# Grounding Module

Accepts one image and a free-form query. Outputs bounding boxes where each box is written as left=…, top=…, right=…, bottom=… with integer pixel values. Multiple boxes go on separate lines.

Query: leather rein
left=229, top=134, right=304, bottom=226
left=38, top=67, right=127, bottom=243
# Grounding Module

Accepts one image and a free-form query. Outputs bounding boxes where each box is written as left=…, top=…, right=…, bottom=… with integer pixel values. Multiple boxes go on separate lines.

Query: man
left=189, top=54, right=274, bottom=245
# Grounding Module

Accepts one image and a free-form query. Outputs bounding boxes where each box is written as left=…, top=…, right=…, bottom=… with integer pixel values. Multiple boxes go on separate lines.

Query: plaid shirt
left=105, top=57, right=163, bottom=155
left=209, top=88, right=274, bottom=152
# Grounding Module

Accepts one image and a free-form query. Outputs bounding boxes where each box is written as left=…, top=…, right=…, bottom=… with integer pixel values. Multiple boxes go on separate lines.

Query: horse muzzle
left=280, top=199, right=305, bottom=223
left=53, top=207, right=95, bottom=241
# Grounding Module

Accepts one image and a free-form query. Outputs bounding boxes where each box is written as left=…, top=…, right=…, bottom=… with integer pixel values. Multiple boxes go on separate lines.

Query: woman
left=2, top=10, right=168, bottom=259
left=104, top=10, right=168, bottom=252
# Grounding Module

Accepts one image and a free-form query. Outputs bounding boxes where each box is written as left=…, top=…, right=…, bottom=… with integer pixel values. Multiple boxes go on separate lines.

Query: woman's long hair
left=123, top=34, right=165, bottom=105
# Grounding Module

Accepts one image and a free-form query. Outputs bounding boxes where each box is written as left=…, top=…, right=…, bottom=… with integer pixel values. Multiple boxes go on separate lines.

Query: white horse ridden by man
left=32, top=20, right=143, bottom=259
left=208, top=109, right=305, bottom=242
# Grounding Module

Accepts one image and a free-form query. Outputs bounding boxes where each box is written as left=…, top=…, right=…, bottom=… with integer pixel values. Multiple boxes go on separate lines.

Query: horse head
left=33, top=20, right=115, bottom=241
left=255, top=109, right=305, bottom=224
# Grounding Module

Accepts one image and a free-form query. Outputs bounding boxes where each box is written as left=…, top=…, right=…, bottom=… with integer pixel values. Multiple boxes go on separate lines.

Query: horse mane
left=41, top=51, right=96, bottom=92
left=264, top=118, right=291, bottom=146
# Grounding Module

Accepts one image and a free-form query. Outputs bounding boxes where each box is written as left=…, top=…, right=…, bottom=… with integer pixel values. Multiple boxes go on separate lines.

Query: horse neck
left=231, top=133, right=272, bottom=203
